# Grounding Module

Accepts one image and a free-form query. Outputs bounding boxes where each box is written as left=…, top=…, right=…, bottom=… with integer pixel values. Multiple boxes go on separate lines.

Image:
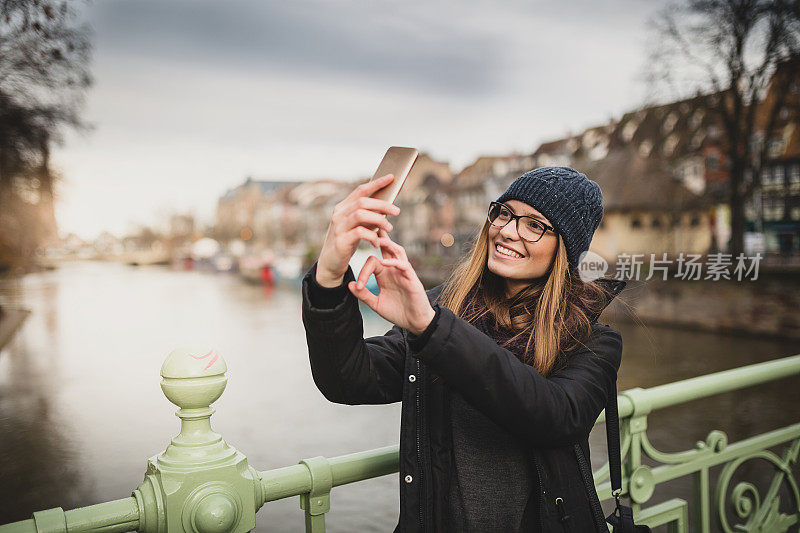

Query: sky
left=53, top=0, right=668, bottom=240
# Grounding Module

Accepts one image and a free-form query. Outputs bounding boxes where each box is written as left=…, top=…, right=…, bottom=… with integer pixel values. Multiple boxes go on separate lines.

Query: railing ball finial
left=160, top=347, right=227, bottom=410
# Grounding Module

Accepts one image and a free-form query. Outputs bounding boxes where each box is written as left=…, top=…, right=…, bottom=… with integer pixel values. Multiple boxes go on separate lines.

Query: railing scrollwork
left=715, top=438, right=800, bottom=532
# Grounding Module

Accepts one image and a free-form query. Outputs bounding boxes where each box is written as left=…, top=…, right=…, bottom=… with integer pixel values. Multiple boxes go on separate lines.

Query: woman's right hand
left=315, top=173, right=401, bottom=287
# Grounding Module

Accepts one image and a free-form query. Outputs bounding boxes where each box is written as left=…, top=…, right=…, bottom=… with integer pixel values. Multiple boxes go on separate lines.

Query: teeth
left=496, top=243, right=523, bottom=258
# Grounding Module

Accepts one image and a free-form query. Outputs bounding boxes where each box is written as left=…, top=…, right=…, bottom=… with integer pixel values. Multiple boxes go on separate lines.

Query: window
left=790, top=165, right=800, bottom=194
left=651, top=216, right=662, bottom=228
left=589, top=141, right=609, bottom=161
left=663, top=135, right=679, bottom=156
left=663, top=112, right=678, bottom=134
left=690, top=214, right=701, bottom=227
left=582, top=129, right=598, bottom=149
left=631, top=217, right=642, bottom=229
left=775, top=166, right=785, bottom=185
left=768, top=139, right=785, bottom=158
left=493, top=161, right=509, bottom=176
left=622, top=120, right=638, bottom=141
left=791, top=207, right=800, bottom=220
left=764, top=198, right=785, bottom=221
left=566, top=138, right=579, bottom=152
left=764, top=204, right=774, bottom=221
left=745, top=198, right=756, bottom=218
left=690, top=109, right=705, bottom=129
left=671, top=214, right=681, bottom=227
left=690, top=131, right=705, bottom=150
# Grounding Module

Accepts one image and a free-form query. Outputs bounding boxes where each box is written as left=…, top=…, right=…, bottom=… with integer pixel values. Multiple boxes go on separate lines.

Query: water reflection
left=0, top=333, right=93, bottom=521
left=0, top=262, right=797, bottom=531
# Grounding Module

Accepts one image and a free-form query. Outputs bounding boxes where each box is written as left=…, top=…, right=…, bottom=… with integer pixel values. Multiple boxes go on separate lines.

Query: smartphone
left=369, top=146, right=419, bottom=204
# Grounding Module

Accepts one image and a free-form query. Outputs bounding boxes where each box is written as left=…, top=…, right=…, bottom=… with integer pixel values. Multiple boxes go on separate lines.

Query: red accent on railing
left=189, top=349, right=219, bottom=371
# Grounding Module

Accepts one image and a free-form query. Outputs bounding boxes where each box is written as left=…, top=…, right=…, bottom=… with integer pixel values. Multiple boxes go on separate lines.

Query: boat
left=273, top=254, right=304, bottom=285
left=239, top=251, right=276, bottom=285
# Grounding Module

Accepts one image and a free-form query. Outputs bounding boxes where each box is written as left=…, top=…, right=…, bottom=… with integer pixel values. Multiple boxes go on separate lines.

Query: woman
left=301, top=167, right=627, bottom=532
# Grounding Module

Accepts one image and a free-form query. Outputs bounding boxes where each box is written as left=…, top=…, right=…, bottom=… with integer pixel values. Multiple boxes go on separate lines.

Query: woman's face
left=486, top=199, right=559, bottom=296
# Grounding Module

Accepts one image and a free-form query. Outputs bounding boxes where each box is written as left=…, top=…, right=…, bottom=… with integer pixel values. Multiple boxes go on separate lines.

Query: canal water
left=0, top=261, right=798, bottom=531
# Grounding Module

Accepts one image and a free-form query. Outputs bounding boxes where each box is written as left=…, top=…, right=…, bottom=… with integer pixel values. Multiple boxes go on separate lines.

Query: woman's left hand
left=349, top=229, right=436, bottom=335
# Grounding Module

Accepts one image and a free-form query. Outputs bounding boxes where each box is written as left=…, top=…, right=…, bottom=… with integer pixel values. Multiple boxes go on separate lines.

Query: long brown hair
left=439, top=220, right=613, bottom=377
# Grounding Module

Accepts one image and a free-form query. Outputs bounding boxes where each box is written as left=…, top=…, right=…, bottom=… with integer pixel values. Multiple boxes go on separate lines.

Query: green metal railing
left=1, top=347, right=798, bottom=532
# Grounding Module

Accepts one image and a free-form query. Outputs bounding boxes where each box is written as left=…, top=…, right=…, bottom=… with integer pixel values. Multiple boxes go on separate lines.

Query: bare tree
left=649, top=0, right=800, bottom=257
left=0, top=0, right=91, bottom=267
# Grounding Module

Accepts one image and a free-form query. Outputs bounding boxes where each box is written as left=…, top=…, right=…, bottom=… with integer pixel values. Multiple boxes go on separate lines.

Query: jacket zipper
left=555, top=497, right=572, bottom=532
left=573, top=443, right=607, bottom=532
left=415, top=358, right=425, bottom=531
left=533, top=453, right=545, bottom=533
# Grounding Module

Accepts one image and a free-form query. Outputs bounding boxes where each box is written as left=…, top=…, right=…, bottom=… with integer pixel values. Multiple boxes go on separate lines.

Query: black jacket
left=301, top=263, right=627, bottom=532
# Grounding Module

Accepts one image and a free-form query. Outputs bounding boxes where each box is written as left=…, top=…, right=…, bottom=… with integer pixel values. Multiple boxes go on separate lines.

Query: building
left=527, top=91, right=746, bottom=264
left=449, top=154, right=534, bottom=254
left=751, top=57, right=800, bottom=255
left=758, top=156, right=800, bottom=254
left=282, top=180, right=353, bottom=252
left=390, top=153, right=453, bottom=257
left=215, top=177, right=303, bottom=242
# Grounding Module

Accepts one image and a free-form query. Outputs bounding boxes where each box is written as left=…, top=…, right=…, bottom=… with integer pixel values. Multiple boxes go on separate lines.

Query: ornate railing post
left=619, top=387, right=656, bottom=519
left=132, top=347, right=262, bottom=533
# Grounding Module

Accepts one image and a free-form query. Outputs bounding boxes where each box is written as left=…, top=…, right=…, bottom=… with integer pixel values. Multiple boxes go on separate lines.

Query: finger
left=379, top=258, right=413, bottom=275
left=376, top=237, right=398, bottom=260
left=379, top=258, right=406, bottom=269
left=347, top=197, right=401, bottom=217
left=349, top=227, right=380, bottom=248
left=377, top=237, right=404, bottom=260
left=376, top=231, right=393, bottom=259
left=377, top=234, right=408, bottom=262
left=350, top=174, right=395, bottom=200
left=348, top=209, right=393, bottom=233
left=356, top=255, right=381, bottom=289
left=348, top=280, right=379, bottom=308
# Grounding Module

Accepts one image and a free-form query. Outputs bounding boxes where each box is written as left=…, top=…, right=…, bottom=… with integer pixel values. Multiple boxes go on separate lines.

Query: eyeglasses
left=487, top=201, right=555, bottom=243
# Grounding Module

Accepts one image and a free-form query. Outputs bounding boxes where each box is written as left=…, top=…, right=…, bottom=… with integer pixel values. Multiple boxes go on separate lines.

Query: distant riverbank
left=613, top=271, right=800, bottom=340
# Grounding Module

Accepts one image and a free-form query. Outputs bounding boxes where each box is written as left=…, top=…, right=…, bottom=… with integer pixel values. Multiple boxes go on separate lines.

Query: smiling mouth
left=495, top=243, right=524, bottom=259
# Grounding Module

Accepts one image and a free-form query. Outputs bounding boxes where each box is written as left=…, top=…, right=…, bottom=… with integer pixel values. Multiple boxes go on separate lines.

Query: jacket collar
left=429, top=278, right=627, bottom=320
left=590, top=277, right=627, bottom=322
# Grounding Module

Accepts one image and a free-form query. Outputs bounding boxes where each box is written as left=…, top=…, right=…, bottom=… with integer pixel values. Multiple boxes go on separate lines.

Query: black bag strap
left=605, top=379, right=652, bottom=532
left=605, top=379, right=623, bottom=494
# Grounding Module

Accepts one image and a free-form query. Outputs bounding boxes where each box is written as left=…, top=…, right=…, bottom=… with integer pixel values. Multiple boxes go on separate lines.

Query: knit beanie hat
left=495, top=166, right=603, bottom=268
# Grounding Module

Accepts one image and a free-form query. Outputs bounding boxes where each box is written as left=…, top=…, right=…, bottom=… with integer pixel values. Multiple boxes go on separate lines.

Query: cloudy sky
left=53, top=0, right=668, bottom=239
